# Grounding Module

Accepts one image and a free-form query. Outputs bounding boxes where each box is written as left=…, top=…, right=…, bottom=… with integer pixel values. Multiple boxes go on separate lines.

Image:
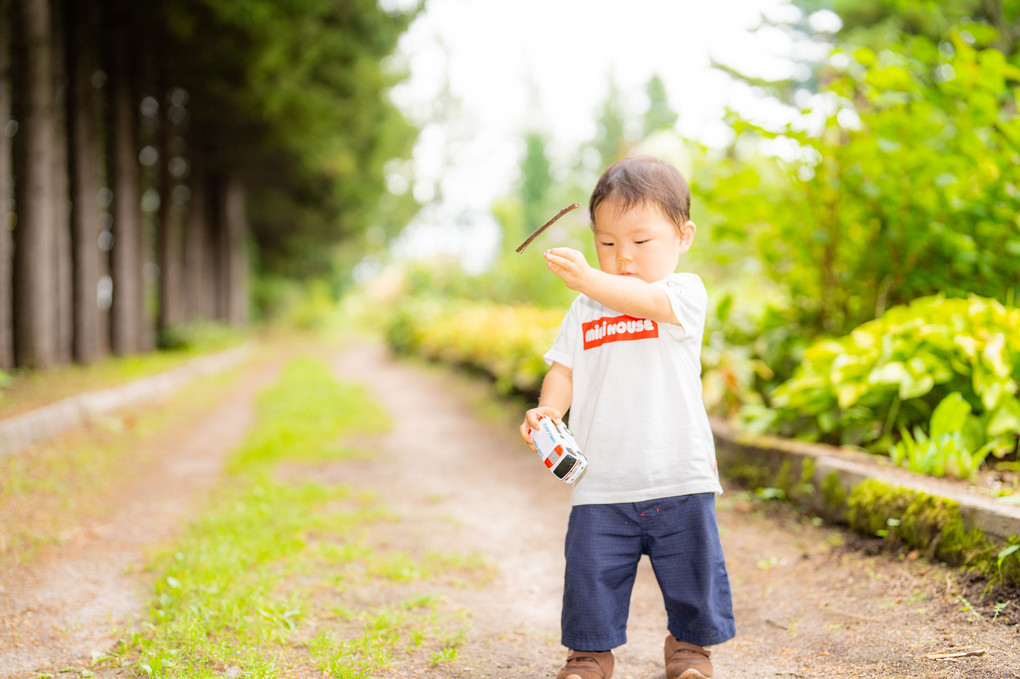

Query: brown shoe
left=556, top=649, right=614, bottom=679
left=664, top=635, right=712, bottom=679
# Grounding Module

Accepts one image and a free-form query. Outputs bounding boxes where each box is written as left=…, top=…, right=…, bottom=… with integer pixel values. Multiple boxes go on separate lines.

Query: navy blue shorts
left=561, top=493, right=736, bottom=651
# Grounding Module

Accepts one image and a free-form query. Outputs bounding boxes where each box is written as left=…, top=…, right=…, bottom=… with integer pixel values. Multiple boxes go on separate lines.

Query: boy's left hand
left=544, top=248, right=592, bottom=291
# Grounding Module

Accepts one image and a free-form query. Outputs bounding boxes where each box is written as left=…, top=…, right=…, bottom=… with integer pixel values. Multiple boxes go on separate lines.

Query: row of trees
left=1, top=0, right=419, bottom=370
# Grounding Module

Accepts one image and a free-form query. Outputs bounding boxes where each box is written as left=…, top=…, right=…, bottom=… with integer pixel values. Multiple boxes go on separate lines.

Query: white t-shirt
left=544, top=272, right=722, bottom=505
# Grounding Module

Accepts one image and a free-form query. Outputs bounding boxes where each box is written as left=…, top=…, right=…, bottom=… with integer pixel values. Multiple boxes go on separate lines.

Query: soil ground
left=1, top=338, right=1018, bottom=679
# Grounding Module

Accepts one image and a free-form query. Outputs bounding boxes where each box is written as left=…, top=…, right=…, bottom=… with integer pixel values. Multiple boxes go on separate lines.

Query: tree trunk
left=51, top=0, right=72, bottom=364
left=66, top=0, right=103, bottom=363
left=221, top=178, right=247, bottom=326
left=107, top=6, right=143, bottom=355
left=202, top=176, right=220, bottom=321
left=0, top=0, right=14, bottom=370
left=12, top=0, right=59, bottom=369
left=157, top=84, right=184, bottom=333
left=183, top=167, right=210, bottom=321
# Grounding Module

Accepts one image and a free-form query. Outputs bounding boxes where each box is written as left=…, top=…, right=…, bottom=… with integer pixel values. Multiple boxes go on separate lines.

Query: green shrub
left=702, top=293, right=814, bottom=419
left=744, top=295, right=1020, bottom=477
left=384, top=297, right=561, bottom=396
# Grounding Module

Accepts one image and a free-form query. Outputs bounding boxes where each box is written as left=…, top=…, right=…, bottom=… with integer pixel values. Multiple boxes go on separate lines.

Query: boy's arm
left=544, top=248, right=679, bottom=324
left=519, top=361, right=572, bottom=449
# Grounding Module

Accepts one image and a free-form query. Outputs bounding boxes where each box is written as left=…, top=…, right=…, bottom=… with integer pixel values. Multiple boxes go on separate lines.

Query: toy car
left=531, top=417, right=588, bottom=484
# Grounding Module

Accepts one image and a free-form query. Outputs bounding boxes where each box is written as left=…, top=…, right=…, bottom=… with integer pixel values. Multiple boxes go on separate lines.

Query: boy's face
left=592, top=198, right=694, bottom=284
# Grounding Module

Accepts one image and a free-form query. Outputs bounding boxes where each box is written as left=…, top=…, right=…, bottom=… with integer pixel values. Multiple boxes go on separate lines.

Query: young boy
left=520, top=155, right=735, bottom=679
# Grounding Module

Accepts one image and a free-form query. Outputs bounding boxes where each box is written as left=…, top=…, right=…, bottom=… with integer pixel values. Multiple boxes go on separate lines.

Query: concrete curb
left=711, top=417, right=1020, bottom=553
left=0, top=345, right=252, bottom=457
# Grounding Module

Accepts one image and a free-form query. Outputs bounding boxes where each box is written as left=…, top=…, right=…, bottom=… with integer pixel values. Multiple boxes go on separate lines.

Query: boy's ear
left=680, top=221, right=696, bottom=249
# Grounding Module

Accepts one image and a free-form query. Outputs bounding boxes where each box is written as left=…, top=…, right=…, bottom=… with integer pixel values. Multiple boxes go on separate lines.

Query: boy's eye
left=635, top=239, right=650, bottom=245
left=599, top=241, right=614, bottom=247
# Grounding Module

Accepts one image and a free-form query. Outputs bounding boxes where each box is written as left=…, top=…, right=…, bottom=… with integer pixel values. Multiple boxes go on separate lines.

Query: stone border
left=0, top=345, right=252, bottom=457
left=711, top=417, right=1020, bottom=579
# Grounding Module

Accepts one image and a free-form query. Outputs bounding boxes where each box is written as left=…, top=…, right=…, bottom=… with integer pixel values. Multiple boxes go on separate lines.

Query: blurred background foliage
left=375, top=0, right=1020, bottom=481
left=4, top=0, right=1018, bottom=481
left=160, top=0, right=423, bottom=282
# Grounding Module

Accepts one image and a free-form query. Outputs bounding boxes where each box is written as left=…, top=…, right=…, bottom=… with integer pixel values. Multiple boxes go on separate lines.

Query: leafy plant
left=744, top=295, right=1020, bottom=477
left=890, top=393, right=999, bottom=479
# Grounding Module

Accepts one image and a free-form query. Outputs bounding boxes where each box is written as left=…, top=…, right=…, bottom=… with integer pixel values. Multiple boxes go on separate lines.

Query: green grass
left=109, top=355, right=489, bottom=678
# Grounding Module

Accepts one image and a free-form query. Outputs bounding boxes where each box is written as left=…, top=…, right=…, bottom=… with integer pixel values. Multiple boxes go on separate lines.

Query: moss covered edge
left=711, top=419, right=1020, bottom=586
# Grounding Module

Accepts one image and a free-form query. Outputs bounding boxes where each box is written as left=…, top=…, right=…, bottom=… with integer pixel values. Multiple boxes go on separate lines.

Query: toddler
left=520, top=155, right=736, bottom=679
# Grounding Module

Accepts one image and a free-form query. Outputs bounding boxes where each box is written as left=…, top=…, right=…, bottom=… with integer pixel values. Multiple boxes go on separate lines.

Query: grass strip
left=113, top=355, right=489, bottom=678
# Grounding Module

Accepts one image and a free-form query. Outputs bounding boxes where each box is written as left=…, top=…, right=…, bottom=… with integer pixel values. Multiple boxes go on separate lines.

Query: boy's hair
left=589, top=155, right=691, bottom=231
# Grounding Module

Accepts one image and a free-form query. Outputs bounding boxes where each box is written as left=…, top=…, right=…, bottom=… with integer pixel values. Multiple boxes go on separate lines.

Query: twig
left=925, top=649, right=987, bottom=660
left=515, top=202, right=581, bottom=253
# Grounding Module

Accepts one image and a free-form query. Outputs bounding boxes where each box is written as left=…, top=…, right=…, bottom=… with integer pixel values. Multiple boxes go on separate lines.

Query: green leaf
left=982, top=333, right=1011, bottom=377
left=836, top=382, right=866, bottom=408
left=868, top=362, right=909, bottom=386
left=930, top=392, right=972, bottom=439
left=854, top=46, right=877, bottom=67
left=997, top=544, right=1020, bottom=570
left=986, top=398, right=1020, bottom=437
left=900, top=373, right=934, bottom=400
left=978, top=378, right=1006, bottom=411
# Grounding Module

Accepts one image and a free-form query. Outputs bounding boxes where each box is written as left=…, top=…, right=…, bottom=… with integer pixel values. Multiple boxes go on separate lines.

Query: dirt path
left=0, top=355, right=285, bottom=677
left=330, top=341, right=1020, bottom=679
left=2, top=339, right=1018, bottom=679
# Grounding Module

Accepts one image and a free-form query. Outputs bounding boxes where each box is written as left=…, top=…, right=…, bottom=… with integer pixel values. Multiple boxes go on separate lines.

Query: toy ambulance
left=531, top=417, right=588, bottom=484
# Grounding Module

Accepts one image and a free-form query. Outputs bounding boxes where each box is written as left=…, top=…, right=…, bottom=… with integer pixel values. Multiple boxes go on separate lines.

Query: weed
left=431, top=628, right=468, bottom=664
left=431, top=646, right=459, bottom=664
left=957, top=595, right=984, bottom=622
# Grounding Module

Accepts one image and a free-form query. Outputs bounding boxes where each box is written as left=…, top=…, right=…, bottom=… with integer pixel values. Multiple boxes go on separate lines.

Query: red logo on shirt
left=582, top=315, right=658, bottom=350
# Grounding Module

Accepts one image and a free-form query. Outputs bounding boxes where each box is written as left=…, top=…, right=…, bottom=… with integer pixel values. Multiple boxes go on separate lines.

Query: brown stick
left=925, top=649, right=987, bottom=660
left=515, top=202, right=581, bottom=253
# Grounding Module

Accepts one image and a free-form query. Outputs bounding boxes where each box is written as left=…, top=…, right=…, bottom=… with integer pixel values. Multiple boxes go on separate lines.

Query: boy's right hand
left=544, top=247, right=592, bottom=292
left=520, top=406, right=563, bottom=453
